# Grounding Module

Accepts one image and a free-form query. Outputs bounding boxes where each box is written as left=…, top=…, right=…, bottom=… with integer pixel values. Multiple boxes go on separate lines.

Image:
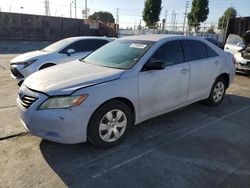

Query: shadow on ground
left=40, top=94, right=250, bottom=187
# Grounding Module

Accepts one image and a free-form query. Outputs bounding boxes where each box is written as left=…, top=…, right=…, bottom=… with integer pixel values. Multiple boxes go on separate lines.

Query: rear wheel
left=88, top=100, right=133, bottom=148
left=205, top=77, right=226, bottom=106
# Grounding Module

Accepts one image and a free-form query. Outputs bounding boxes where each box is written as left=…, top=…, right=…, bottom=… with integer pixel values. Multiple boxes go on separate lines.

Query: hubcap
left=213, top=81, right=225, bottom=103
left=99, top=109, right=127, bottom=142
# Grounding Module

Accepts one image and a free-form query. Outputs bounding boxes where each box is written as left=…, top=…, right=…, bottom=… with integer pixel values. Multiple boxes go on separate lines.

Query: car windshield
left=83, top=39, right=154, bottom=69
left=41, top=38, right=73, bottom=52
left=226, top=34, right=243, bottom=45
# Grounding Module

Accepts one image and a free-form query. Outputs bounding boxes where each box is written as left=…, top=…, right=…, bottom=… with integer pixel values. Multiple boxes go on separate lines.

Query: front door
left=138, top=40, right=190, bottom=120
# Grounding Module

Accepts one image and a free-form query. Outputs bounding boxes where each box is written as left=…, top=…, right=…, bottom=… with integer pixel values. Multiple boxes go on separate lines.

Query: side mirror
left=66, top=49, right=75, bottom=56
left=145, top=60, right=165, bottom=71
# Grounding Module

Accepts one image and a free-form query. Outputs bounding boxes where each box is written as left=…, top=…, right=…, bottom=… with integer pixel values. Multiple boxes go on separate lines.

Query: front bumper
left=17, top=85, right=95, bottom=144
left=235, top=55, right=250, bottom=71
left=236, top=62, right=250, bottom=71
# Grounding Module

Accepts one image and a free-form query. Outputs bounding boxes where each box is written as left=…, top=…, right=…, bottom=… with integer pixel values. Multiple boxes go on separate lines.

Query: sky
left=0, top=0, right=249, bottom=29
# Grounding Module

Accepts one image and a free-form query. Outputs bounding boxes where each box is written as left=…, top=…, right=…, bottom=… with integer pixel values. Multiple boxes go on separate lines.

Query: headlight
left=23, top=59, right=37, bottom=68
left=11, top=59, right=37, bottom=68
left=39, top=95, right=88, bottom=110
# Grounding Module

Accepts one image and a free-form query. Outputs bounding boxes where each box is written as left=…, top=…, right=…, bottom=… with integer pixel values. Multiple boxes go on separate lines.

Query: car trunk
left=241, top=31, right=250, bottom=59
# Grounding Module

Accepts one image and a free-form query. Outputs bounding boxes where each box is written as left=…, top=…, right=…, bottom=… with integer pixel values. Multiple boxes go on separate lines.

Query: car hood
left=24, top=60, right=125, bottom=96
left=10, top=50, right=49, bottom=63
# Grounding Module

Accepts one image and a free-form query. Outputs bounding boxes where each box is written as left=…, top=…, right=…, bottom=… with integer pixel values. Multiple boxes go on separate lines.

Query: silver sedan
left=17, top=35, right=236, bottom=148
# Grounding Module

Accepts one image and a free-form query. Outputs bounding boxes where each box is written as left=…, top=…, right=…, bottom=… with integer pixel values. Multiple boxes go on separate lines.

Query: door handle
left=181, top=69, right=189, bottom=73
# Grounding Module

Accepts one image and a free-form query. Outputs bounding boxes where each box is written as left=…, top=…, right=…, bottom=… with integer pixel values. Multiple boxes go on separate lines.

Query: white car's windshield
left=83, top=40, right=154, bottom=69
left=42, top=38, right=73, bottom=52
left=226, top=34, right=243, bottom=45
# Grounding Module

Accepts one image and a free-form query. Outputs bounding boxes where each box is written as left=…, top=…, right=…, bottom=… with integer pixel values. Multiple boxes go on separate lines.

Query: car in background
left=224, top=32, right=250, bottom=72
left=17, top=35, right=235, bottom=148
left=204, top=37, right=224, bottom=49
left=224, top=34, right=245, bottom=54
left=10, top=36, right=114, bottom=82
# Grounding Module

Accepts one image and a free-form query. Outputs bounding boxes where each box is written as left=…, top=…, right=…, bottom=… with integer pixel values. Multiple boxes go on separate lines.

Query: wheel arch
left=38, top=62, right=56, bottom=70
left=87, top=97, right=136, bottom=134
left=217, top=73, right=230, bottom=88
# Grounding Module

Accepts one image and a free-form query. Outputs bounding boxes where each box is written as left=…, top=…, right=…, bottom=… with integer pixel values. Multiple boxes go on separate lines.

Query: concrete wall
left=0, top=12, right=116, bottom=41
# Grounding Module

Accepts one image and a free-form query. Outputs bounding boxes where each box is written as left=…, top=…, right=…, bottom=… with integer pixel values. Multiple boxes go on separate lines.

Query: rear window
left=184, top=40, right=207, bottom=61
left=206, top=45, right=219, bottom=58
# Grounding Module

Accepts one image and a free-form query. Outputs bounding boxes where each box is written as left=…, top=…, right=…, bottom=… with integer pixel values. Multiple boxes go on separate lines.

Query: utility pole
left=44, top=0, right=50, bottom=16
left=139, top=20, right=142, bottom=34
left=173, top=13, right=177, bottom=32
left=85, top=0, right=88, bottom=20
left=164, top=10, right=168, bottom=30
left=70, top=1, right=74, bottom=18
left=116, top=8, right=119, bottom=35
left=74, top=0, right=77, bottom=18
left=171, top=10, right=175, bottom=32
left=183, top=1, right=189, bottom=33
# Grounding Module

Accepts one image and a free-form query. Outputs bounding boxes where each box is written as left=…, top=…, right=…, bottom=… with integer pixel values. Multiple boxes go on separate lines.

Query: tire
left=88, top=100, right=133, bottom=148
left=205, top=77, right=226, bottom=106
left=39, top=63, right=55, bottom=70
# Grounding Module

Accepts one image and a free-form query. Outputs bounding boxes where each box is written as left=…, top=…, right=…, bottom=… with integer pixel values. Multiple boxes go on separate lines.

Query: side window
left=92, top=40, right=109, bottom=51
left=151, top=40, right=184, bottom=66
left=60, top=40, right=94, bottom=54
left=74, top=40, right=94, bottom=52
left=206, top=45, right=219, bottom=58
left=185, top=40, right=208, bottom=61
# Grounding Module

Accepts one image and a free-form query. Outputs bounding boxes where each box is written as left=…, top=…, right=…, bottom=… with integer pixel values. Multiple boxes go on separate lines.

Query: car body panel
left=24, top=60, right=125, bottom=96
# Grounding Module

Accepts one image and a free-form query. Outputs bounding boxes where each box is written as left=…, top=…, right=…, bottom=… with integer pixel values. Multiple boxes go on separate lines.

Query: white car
left=10, top=36, right=114, bottom=82
left=224, top=32, right=250, bottom=72
left=17, top=35, right=235, bottom=148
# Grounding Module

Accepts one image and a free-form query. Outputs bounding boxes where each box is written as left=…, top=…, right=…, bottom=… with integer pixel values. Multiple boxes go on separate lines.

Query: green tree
left=187, top=0, right=209, bottom=32
left=142, top=0, right=162, bottom=28
left=218, top=7, right=237, bottom=30
left=88, top=11, right=115, bottom=23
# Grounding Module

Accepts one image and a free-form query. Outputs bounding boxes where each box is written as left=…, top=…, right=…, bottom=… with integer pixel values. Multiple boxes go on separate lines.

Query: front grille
left=10, top=66, right=23, bottom=78
left=19, top=95, right=37, bottom=108
left=240, top=62, right=250, bottom=67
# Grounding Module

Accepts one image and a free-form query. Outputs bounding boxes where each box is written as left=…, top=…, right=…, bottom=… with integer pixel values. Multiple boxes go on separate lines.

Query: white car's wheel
left=205, top=77, right=226, bottom=106
left=88, top=100, right=133, bottom=148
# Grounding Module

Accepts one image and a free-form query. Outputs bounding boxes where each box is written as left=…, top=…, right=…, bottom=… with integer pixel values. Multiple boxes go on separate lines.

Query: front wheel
left=88, top=100, right=133, bottom=148
left=205, top=77, right=226, bottom=106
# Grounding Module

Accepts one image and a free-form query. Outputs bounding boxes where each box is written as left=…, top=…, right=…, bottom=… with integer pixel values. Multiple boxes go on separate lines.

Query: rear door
left=183, top=40, right=222, bottom=102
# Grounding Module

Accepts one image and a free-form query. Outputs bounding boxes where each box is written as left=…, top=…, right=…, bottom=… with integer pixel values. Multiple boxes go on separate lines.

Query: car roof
left=63, top=36, right=115, bottom=43
left=119, top=34, right=210, bottom=42
left=120, top=34, right=181, bottom=41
